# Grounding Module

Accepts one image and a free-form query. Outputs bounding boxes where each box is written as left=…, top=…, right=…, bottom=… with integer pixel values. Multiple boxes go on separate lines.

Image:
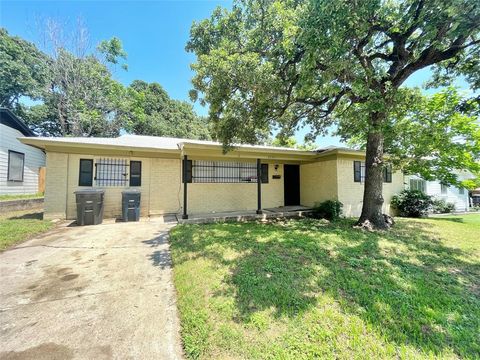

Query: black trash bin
left=75, top=189, right=105, bottom=226
left=122, top=190, right=141, bottom=221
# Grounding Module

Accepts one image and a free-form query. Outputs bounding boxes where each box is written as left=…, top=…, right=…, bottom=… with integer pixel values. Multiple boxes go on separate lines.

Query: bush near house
left=391, top=190, right=433, bottom=218
left=432, top=199, right=456, bottom=214
left=311, top=200, right=343, bottom=221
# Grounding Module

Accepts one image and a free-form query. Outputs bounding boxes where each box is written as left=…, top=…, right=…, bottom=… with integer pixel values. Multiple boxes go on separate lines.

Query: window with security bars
left=192, top=160, right=258, bottom=183
left=94, top=158, right=129, bottom=186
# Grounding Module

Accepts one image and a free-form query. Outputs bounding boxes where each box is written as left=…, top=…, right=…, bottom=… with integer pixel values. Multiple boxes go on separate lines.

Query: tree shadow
left=6, top=211, right=44, bottom=220
left=425, top=216, right=465, bottom=223
left=142, top=231, right=173, bottom=269
left=170, top=218, right=480, bottom=357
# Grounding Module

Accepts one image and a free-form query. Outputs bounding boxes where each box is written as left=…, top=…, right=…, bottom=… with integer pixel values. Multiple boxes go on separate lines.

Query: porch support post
left=256, top=158, right=262, bottom=214
left=182, top=155, right=188, bottom=219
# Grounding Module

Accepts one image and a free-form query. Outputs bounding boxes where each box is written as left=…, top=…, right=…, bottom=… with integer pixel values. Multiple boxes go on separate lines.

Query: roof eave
left=18, top=138, right=181, bottom=154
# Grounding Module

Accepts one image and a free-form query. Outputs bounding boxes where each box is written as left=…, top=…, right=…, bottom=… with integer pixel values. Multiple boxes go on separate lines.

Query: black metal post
left=182, top=155, right=188, bottom=219
left=256, top=158, right=262, bottom=214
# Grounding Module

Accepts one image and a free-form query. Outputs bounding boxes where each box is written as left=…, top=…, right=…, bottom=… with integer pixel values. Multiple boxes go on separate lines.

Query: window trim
left=7, top=150, right=25, bottom=182
left=78, top=159, right=93, bottom=187
left=129, top=161, right=142, bottom=187
left=383, top=165, right=392, bottom=183
left=441, top=183, right=448, bottom=195
left=353, top=161, right=362, bottom=182
left=409, top=178, right=426, bottom=193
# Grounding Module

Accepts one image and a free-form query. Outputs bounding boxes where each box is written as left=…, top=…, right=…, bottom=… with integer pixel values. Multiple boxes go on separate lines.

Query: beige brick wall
left=44, top=152, right=69, bottom=220
left=149, top=158, right=183, bottom=215
left=187, top=163, right=284, bottom=214
left=336, top=156, right=405, bottom=217
left=44, top=153, right=286, bottom=219
left=300, top=159, right=338, bottom=207
left=65, top=154, right=153, bottom=219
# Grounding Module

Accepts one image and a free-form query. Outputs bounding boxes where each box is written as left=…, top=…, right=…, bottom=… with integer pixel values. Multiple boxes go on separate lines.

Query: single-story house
left=1, top=108, right=45, bottom=195
left=406, top=174, right=471, bottom=212
left=19, top=134, right=405, bottom=220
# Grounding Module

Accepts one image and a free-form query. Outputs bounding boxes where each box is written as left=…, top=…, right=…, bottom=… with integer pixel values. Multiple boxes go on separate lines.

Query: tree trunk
left=356, top=112, right=389, bottom=230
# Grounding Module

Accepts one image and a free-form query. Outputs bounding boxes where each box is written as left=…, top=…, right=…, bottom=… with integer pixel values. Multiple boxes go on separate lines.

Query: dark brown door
left=284, top=165, right=300, bottom=206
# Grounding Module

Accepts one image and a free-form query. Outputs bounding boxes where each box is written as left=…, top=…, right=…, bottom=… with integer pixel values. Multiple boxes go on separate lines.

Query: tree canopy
left=0, top=26, right=210, bottom=140
left=121, top=80, right=211, bottom=140
left=0, top=28, right=50, bottom=108
left=187, top=0, right=480, bottom=228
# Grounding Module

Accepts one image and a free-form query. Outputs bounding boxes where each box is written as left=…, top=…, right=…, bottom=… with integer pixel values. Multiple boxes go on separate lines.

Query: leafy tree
left=122, top=80, right=211, bottom=140
left=97, top=37, right=128, bottom=70
left=31, top=48, right=126, bottom=137
left=269, top=136, right=316, bottom=150
left=0, top=28, right=50, bottom=109
left=187, top=0, right=480, bottom=228
left=343, top=87, right=480, bottom=185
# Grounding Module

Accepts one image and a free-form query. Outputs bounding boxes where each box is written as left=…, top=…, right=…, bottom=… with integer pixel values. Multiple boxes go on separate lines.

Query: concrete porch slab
left=178, top=206, right=313, bottom=225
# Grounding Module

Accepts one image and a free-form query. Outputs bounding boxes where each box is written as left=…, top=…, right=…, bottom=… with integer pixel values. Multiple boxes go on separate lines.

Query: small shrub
left=391, top=190, right=433, bottom=218
left=432, top=199, right=456, bottom=213
left=312, top=200, right=343, bottom=221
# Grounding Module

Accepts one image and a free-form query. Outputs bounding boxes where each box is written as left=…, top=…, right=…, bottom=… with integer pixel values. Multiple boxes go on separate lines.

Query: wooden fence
left=38, top=167, right=46, bottom=194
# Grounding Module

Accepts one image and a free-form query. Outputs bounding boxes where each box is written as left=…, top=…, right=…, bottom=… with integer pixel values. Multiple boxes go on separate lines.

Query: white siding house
left=0, top=109, right=45, bottom=195
left=407, top=175, right=470, bottom=212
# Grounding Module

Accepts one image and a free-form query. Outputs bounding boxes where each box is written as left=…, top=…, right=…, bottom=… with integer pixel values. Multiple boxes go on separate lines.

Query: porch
left=178, top=205, right=313, bottom=224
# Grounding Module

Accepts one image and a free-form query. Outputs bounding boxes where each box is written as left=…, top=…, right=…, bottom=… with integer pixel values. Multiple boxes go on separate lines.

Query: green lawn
left=0, top=210, right=54, bottom=250
left=170, top=215, right=480, bottom=359
left=0, top=192, right=44, bottom=201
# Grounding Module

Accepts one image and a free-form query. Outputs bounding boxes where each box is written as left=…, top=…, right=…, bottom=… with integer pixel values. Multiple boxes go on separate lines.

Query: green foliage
left=268, top=136, right=316, bottom=150
left=2, top=28, right=207, bottom=139
left=344, top=88, right=480, bottom=186
left=187, top=0, right=480, bottom=226
left=432, top=199, right=456, bottom=214
left=34, top=48, right=126, bottom=137
left=312, top=200, right=343, bottom=221
left=97, top=37, right=128, bottom=70
left=391, top=190, right=433, bottom=218
left=121, top=80, right=211, bottom=140
left=0, top=28, right=50, bottom=109
left=187, top=0, right=480, bottom=147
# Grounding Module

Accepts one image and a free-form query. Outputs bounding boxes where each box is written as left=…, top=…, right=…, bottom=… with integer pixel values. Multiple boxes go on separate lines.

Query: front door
left=284, top=165, right=300, bottom=206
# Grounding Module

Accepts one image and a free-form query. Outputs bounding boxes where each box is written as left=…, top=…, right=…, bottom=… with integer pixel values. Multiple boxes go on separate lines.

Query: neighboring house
left=19, top=134, right=404, bottom=220
left=0, top=108, right=45, bottom=195
left=470, top=188, right=480, bottom=207
left=406, top=174, right=470, bottom=211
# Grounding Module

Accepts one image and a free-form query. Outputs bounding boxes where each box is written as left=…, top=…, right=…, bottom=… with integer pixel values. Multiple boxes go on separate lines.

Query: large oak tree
left=187, top=0, right=480, bottom=229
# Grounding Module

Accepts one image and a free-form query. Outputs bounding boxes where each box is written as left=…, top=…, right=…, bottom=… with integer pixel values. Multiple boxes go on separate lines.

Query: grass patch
left=170, top=215, right=480, bottom=359
left=0, top=192, right=44, bottom=201
left=0, top=210, right=54, bottom=250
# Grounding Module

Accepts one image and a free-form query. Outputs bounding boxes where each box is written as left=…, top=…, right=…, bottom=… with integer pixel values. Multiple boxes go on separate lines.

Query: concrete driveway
left=0, top=220, right=183, bottom=360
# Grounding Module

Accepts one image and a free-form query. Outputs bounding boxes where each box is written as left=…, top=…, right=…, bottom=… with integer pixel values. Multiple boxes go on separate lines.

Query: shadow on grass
left=6, top=211, right=44, bottom=220
left=425, top=216, right=465, bottom=223
left=169, top=218, right=480, bottom=358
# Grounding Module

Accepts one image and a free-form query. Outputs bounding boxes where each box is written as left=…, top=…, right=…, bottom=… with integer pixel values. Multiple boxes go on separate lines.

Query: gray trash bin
left=75, top=189, right=105, bottom=226
left=122, top=190, right=141, bottom=221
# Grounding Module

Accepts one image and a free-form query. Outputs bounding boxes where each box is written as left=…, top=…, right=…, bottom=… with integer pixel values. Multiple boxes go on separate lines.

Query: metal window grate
left=95, top=158, right=128, bottom=187
left=358, top=161, right=366, bottom=182
left=192, top=160, right=258, bottom=183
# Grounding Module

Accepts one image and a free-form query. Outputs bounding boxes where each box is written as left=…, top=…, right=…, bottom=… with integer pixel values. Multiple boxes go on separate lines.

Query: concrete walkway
left=0, top=220, right=183, bottom=360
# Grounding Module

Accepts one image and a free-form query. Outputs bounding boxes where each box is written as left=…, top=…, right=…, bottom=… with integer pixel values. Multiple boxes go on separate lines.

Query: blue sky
left=0, top=1, right=473, bottom=147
